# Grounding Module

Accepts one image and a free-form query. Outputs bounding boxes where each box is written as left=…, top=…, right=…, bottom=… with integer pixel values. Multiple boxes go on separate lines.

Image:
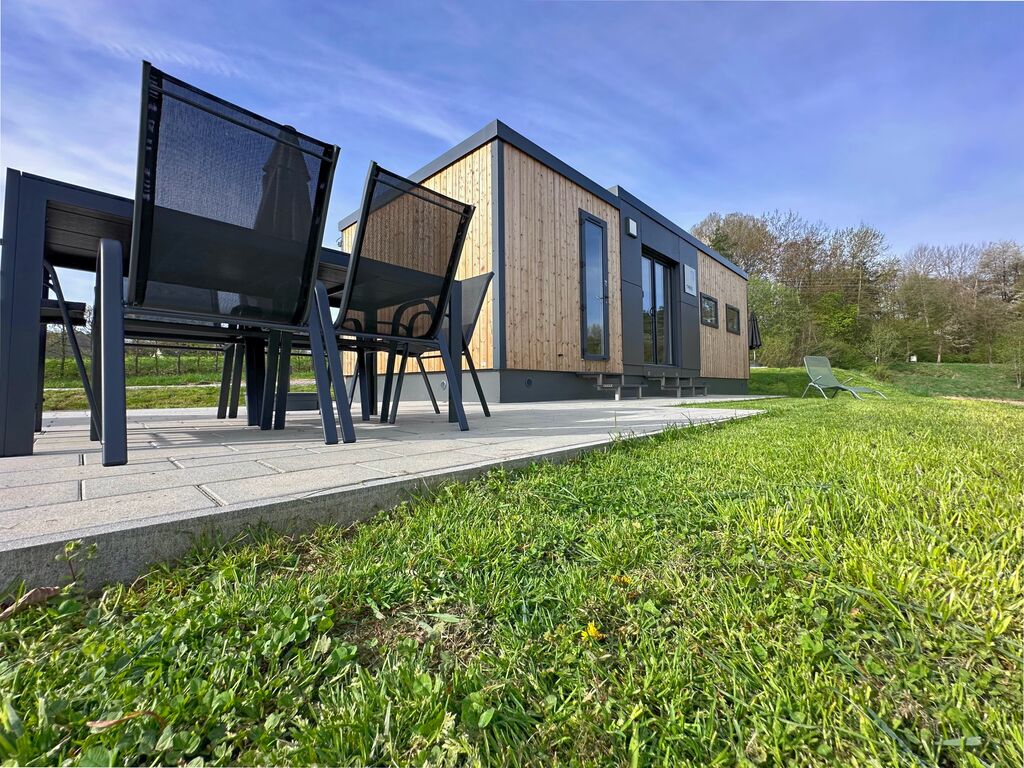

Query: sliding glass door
left=641, top=253, right=673, bottom=365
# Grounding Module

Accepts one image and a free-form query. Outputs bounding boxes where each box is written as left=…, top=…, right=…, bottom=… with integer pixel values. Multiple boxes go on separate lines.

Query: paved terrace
left=1, top=397, right=768, bottom=589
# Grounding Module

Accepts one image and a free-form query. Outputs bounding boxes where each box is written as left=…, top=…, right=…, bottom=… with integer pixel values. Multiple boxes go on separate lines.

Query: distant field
left=884, top=362, right=1022, bottom=400
left=42, top=359, right=1022, bottom=411
left=750, top=362, right=1022, bottom=401
left=44, top=356, right=315, bottom=390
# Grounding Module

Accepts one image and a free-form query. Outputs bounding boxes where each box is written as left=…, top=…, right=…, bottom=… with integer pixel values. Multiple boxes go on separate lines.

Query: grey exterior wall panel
left=703, top=377, right=749, bottom=395
left=620, top=282, right=645, bottom=369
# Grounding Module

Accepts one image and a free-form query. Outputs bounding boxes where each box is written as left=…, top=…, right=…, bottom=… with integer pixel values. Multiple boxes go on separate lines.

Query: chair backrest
left=128, top=61, right=338, bottom=328
left=338, top=163, right=474, bottom=341
left=443, top=271, right=493, bottom=344
left=804, top=356, right=841, bottom=387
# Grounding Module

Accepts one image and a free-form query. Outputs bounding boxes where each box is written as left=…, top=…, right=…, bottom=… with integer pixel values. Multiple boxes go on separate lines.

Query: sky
left=2, top=0, right=1022, bottom=301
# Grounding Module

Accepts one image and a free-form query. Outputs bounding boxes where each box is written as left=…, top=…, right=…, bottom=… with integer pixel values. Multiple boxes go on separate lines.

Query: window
left=700, top=293, right=719, bottom=328
left=726, top=304, right=741, bottom=335
left=579, top=210, right=609, bottom=359
left=641, top=252, right=673, bottom=365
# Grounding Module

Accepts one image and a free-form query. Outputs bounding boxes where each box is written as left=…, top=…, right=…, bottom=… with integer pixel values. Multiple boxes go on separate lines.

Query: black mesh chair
left=383, top=271, right=493, bottom=424
left=92, top=61, right=348, bottom=465
left=326, top=163, right=475, bottom=430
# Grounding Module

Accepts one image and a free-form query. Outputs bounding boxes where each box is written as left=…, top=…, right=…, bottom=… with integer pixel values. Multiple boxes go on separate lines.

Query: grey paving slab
left=1, top=481, right=80, bottom=510
left=81, top=460, right=280, bottom=500
left=201, top=462, right=394, bottom=506
left=0, top=458, right=180, bottom=488
left=1, top=396, right=774, bottom=589
left=0, top=454, right=83, bottom=472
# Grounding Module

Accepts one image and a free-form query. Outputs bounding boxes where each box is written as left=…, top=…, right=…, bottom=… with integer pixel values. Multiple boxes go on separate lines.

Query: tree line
left=692, top=211, right=1024, bottom=385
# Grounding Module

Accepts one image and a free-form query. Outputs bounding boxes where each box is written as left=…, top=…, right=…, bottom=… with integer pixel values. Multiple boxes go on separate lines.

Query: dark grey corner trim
left=491, top=139, right=506, bottom=370
left=608, top=186, right=748, bottom=280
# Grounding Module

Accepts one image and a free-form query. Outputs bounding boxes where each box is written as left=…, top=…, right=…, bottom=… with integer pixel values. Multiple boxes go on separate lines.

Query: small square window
left=726, top=304, right=741, bottom=334
left=700, top=293, right=719, bottom=328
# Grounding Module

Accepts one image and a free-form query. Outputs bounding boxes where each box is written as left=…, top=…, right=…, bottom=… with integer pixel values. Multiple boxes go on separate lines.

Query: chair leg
left=260, top=331, right=280, bottom=430
left=35, top=279, right=48, bottom=433
left=464, top=346, right=490, bottom=417
left=228, top=343, right=243, bottom=418
left=273, top=333, right=292, bottom=430
left=347, top=354, right=358, bottom=404
left=357, top=352, right=371, bottom=422
left=244, top=338, right=265, bottom=426
left=307, top=313, right=338, bottom=446
left=801, top=383, right=811, bottom=399
left=416, top=357, right=440, bottom=414
left=98, top=239, right=127, bottom=467
left=380, top=344, right=398, bottom=423
left=314, top=282, right=355, bottom=443
left=388, top=347, right=410, bottom=425
left=217, top=344, right=234, bottom=419
left=438, top=336, right=468, bottom=431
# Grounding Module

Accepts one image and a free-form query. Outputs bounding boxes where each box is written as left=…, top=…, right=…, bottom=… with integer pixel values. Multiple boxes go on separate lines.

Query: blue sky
left=2, top=1, right=1022, bottom=300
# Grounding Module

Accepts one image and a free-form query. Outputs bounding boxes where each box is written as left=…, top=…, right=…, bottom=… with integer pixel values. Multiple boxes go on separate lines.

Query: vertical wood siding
left=338, top=143, right=494, bottom=373
left=698, top=251, right=749, bottom=379
left=502, top=143, right=622, bottom=372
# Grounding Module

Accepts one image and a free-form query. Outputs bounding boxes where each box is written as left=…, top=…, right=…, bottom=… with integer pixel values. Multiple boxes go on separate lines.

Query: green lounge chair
left=801, top=356, right=887, bottom=400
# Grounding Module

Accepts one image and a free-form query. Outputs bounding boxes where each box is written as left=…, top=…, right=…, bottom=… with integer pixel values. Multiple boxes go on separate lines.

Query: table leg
left=0, top=170, right=46, bottom=456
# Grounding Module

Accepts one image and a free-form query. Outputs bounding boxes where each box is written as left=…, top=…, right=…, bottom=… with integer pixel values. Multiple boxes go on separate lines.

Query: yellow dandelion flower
left=581, top=622, right=606, bottom=641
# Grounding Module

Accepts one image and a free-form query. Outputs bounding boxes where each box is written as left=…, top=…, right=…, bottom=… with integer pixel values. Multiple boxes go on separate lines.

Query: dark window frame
left=641, top=248, right=676, bottom=366
left=579, top=209, right=610, bottom=361
left=700, top=292, right=719, bottom=328
left=725, top=304, right=741, bottom=335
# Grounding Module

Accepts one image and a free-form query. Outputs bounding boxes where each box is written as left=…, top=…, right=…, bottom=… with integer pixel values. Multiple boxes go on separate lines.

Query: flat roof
left=338, top=119, right=746, bottom=280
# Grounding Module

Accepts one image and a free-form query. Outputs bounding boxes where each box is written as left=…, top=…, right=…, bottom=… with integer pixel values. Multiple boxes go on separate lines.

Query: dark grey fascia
left=608, top=186, right=748, bottom=281
left=338, top=120, right=622, bottom=231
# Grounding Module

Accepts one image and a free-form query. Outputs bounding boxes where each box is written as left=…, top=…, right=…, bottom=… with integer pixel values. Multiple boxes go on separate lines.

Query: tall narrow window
left=580, top=211, right=609, bottom=359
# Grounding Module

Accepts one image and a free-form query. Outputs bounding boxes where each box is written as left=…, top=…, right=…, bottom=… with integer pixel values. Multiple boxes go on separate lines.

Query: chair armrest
left=396, top=309, right=434, bottom=336
left=389, top=298, right=438, bottom=337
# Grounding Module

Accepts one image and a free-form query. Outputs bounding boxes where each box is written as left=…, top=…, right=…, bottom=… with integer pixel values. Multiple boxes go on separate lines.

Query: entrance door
left=641, top=253, right=673, bottom=365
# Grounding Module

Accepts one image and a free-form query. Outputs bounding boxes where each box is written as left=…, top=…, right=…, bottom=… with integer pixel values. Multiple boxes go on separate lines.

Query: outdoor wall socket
left=625, top=217, right=639, bottom=238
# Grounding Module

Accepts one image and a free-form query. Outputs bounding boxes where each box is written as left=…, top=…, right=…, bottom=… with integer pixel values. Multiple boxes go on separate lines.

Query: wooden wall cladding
left=698, top=251, right=749, bottom=379
left=502, top=143, right=622, bottom=372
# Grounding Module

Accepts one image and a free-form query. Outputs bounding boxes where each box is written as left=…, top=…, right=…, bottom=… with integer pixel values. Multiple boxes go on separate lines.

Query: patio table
left=0, top=170, right=464, bottom=457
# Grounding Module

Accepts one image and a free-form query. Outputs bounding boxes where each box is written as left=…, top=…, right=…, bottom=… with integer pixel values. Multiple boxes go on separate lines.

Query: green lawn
left=3, top=395, right=1021, bottom=766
